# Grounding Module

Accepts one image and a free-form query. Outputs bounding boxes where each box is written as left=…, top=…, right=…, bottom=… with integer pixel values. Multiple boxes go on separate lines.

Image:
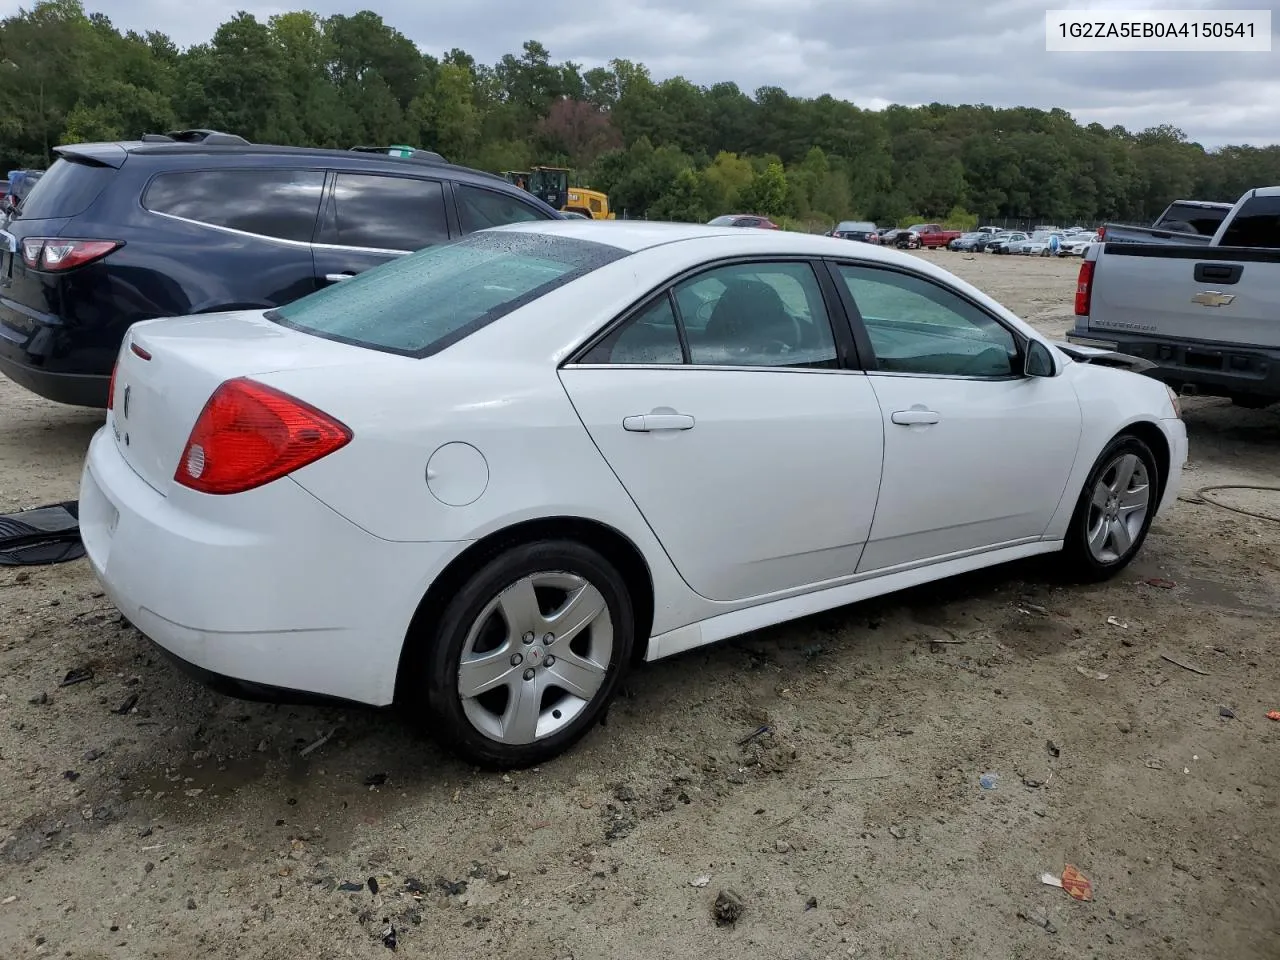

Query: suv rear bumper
left=1066, top=328, right=1280, bottom=402
left=0, top=350, right=109, bottom=406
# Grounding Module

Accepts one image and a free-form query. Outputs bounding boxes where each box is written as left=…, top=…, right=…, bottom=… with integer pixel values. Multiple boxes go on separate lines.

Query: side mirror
left=1025, top=340, right=1057, bottom=377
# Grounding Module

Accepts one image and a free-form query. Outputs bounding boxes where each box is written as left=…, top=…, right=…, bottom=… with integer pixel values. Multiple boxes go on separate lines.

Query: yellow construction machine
left=502, top=166, right=614, bottom=219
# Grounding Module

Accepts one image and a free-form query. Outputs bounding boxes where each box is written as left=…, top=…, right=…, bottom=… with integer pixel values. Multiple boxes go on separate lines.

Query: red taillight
left=107, top=362, right=118, bottom=410
left=21, top=238, right=121, bottom=271
left=1074, top=260, right=1095, bottom=317
left=174, top=378, right=352, bottom=495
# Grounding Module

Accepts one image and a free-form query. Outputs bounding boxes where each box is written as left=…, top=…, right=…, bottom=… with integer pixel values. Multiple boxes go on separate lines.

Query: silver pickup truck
left=1068, top=186, right=1280, bottom=408
left=1097, top=199, right=1234, bottom=246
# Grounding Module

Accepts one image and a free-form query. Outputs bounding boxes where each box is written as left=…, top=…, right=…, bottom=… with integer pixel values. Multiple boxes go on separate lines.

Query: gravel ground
left=1, top=251, right=1277, bottom=960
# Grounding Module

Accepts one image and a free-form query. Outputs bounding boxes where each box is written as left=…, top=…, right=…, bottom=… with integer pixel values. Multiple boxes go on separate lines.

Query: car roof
left=58, top=140, right=515, bottom=186
left=487, top=219, right=934, bottom=259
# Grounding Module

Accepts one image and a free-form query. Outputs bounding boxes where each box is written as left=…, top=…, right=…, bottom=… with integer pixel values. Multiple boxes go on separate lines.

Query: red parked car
left=894, top=223, right=963, bottom=249
left=708, top=214, right=781, bottom=229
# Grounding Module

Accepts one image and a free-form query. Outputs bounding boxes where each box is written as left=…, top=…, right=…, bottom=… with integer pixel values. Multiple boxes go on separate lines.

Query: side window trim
left=566, top=256, right=856, bottom=372
left=824, top=258, right=1029, bottom=381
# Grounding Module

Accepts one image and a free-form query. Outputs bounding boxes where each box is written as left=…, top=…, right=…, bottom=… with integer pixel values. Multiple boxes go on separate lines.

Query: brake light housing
left=1074, top=260, right=1095, bottom=317
left=21, top=238, right=121, bottom=271
left=175, top=378, right=352, bottom=495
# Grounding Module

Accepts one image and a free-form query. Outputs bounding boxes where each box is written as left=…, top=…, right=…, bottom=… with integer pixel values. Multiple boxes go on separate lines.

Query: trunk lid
left=110, top=310, right=404, bottom=494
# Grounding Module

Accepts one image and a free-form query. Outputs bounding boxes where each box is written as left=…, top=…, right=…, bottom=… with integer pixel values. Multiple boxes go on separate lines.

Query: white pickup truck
left=1068, top=186, right=1280, bottom=408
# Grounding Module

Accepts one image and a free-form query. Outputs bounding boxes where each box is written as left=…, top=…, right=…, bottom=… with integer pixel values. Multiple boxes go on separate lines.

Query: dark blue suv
left=0, top=132, right=562, bottom=407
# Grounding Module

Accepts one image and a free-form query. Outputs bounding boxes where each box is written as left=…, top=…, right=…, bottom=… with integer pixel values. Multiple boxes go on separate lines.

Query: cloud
left=10, top=0, right=1277, bottom=145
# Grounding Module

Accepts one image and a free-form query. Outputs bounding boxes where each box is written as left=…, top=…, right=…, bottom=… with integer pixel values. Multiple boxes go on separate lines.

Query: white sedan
left=79, top=222, right=1187, bottom=768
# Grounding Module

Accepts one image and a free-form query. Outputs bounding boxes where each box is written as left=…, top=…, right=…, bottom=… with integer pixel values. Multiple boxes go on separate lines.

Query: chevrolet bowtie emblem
left=1192, top=291, right=1236, bottom=307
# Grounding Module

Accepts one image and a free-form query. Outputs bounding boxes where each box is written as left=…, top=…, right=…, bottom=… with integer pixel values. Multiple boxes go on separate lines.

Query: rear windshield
left=1155, top=203, right=1231, bottom=236
left=268, top=231, right=628, bottom=358
left=1218, top=195, right=1280, bottom=248
left=16, top=158, right=113, bottom=220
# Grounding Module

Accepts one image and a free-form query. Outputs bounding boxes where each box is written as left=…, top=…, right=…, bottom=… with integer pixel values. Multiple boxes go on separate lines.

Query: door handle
left=891, top=409, right=940, bottom=426
left=324, top=272, right=356, bottom=283
left=622, top=413, right=695, bottom=432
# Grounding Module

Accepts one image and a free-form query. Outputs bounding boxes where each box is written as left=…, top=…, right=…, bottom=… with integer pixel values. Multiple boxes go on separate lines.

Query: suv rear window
left=16, top=159, right=113, bottom=220
left=143, top=169, right=326, bottom=243
left=1157, top=203, right=1231, bottom=236
left=1218, top=195, right=1280, bottom=248
left=268, top=231, right=628, bottom=357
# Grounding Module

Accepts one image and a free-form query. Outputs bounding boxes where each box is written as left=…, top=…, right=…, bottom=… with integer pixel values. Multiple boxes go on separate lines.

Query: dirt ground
left=1, top=251, right=1277, bottom=960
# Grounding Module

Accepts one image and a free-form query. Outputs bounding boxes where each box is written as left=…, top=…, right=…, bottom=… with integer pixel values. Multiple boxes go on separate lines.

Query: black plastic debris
left=0, top=501, right=84, bottom=566
left=367, top=876, right=380, bottom=895
left=114, top=694, right=139, bottom=715
left=381, top=924, right=397, bottom=950
left=337, top=882, right=364, bottom=892
left=59, top=668, right=94, bottom=687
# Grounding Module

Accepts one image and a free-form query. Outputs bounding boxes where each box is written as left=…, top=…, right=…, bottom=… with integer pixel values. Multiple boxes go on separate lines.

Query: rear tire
left=1060, top=435, right=1160, bottom=582
left=411, top=540, right=635, bottom=768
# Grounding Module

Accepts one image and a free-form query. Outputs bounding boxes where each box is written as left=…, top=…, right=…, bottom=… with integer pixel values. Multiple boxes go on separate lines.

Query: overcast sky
left=8, top=0, right=1278, bottom=146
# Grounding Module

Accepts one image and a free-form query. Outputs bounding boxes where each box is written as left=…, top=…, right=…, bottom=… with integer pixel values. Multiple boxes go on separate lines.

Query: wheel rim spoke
left=501, top=674, right=545, bottom=744
left=497, top=577, right=545, bottom=636
left=458, top=648, right=517, bottom=699
left=1110, top=517, right=1133, bottom=555
left=547, top=583, right=607, bottom=646
left=546, top=650, right=607, bottom=700
left=1091, top=482, right=1110, bottom=509
left=1088, top=517, right=1110, bottom=554
left=1112, top=454, right=1138, bottom=493
left=1119, top=485, right=1149, bottom=511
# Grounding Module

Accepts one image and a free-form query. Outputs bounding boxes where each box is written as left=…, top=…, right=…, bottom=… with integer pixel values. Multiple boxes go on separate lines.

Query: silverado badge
left=1192, top=291, right=1236, bottom=307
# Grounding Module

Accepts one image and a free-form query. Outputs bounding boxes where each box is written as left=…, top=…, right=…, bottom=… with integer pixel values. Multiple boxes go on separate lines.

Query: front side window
left=836, top=263, right=1018, bottom=378
left=269, top=231, right=627, bottom=357
left=320, top=173, right=449, bottom=251
left=455, top=183, right=550, bottom=234
left=142, top=168, right=325, bottom=243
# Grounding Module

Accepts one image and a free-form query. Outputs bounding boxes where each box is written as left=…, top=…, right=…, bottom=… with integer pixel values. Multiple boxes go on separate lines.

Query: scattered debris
left=1062, top=864, right=1093, bottom=901
left=299, top=728, right=335, bottom=757
left=1046, top=740, right=1061, bottom=759
left=1076, top=666, right=1109, bottom=680
left=1116, top=720, right=1132, bottom=733
left=1160, top=653, right=1210, bottom=676
left=1142, top=757, right=1166, bottom=770
left=113, top=693, right=138, bottom=715
left=775, top=839, right=791, bottom=853
left=1106, top=617, right=1129, bottom=629
left=737, top=724, right=773, bottom=746
left=1145, top=577, right=1177, bottom=589
left=979, top=772, right=1000, bottom=791
left=364, top=773, right=388, bottom=787
left=1018, top=909, right=1057, bottom=934
left=1022, top=776, right=1046, bottom=789
left=804, top=895, right=818, bottom=910
left=381, top=924, right=397, bottom=951
left=28, top=692, right=47, bottom=705
left=1219, top=706, right=1236, bottom=719
left=889, top=825, right=907, bottom=839
left=367, top=876, right=380, bottom=896
left=821, top=774, right=892, bottom=783
left=62, top=770, right=79, bottom=782
left=337, top=882, right=364, bottom=892
left=58, top=667, right=93, bottom=687
left=691, top=876, right=710, bottom=888
left=713, top=889, right=745, bottom=926
left=1017, top=602, right=1048, bottom=616
left=2, top=896, right=17, bottom=905
left=613, top=783, right=638, bottom=802
left=1041, top=872, right=1063, bottom=888
left=1268, top=711, right=1280, bottom=722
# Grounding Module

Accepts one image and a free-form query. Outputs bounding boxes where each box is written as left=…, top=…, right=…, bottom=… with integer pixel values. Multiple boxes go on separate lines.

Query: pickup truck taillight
left=1074, top=260, right=1095, bottom=317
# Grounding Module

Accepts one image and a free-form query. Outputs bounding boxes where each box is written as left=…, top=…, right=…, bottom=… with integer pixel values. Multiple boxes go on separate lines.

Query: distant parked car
left=829, top=220, right=879, bottom=242
left=878, top=228, right=904, bottom=246
left=1057, top=232, right=1100, bottom=256
left=948, top=232, right=991, bottom=251
left=707, top=214, right=781, bottom=229
left=894, top=224, right=964, bottom=249
left=985, top=232, right=1030, bottom=254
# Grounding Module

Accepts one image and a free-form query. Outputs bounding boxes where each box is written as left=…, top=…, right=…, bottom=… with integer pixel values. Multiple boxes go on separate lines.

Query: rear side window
left=143, top=169, right=325, bottom=243
left=17, top=159, right=114, bottom=220
left=455, top=183, right=549, bottom=233
left=1218, top=196, right=1280, bottom=248
left=319, top=173, right=449, bottom=251
left=268, top=231, right=627, bottom=357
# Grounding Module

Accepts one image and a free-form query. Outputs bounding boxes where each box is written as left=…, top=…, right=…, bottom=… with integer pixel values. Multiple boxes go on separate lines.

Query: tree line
left=3, top=0, right=1278, bottom=229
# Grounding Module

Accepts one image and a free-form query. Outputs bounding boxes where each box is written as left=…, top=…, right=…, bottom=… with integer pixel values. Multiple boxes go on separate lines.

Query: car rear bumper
left=78, top=426, right=468, bottom=706
left=0, top=351, right=108, bottom=406
left=0, top=297, right=111, bottom=406
left=1067, top=329, right=1280, bottom=402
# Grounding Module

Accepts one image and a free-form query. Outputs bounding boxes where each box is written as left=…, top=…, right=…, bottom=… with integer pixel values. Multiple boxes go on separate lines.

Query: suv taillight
left=107, top=362, right=118, bottom=410
left=21, top=238, right=121, bottom=271
left=175, top=378, right=352, bottom=495
left=1075, top=260, right=1095, bottom=317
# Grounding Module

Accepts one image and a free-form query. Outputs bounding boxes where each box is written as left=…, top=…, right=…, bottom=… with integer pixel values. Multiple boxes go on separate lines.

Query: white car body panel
left=79, top=221, right=1188, bottom=707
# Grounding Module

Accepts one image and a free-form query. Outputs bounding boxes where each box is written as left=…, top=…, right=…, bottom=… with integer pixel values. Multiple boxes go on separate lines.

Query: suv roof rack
left=139, top=129, right=251, bottom=146
left=349, top=145, right=448, bottom=164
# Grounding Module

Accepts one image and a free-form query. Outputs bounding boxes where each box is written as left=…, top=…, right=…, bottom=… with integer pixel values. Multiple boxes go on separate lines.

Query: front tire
left=413, top=540, right=635, bottom=768
left=1061, top=435, right=1160, bottom=581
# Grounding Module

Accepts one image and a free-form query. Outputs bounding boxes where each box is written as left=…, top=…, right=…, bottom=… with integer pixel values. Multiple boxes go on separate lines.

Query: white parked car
left=79, top=222, right=1187, bottom=768
left=1058, top=232, right=1101, bottom=256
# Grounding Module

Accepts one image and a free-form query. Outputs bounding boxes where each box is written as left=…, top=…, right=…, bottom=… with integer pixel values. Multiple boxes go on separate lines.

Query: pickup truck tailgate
left=1086, top=246, right=1280, bottom=347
